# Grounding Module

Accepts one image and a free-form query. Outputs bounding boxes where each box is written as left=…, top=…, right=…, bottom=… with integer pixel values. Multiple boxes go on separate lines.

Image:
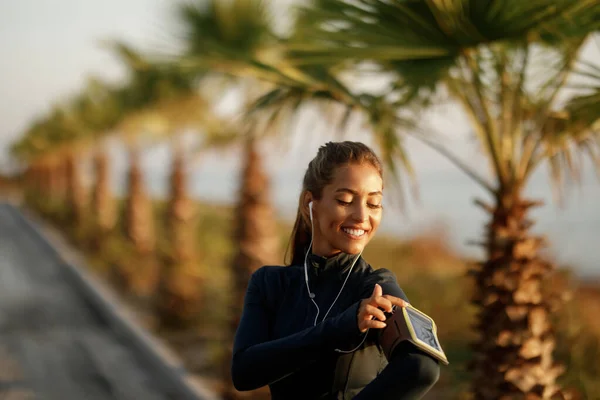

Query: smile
left=342, top=228, right=366, bottom=238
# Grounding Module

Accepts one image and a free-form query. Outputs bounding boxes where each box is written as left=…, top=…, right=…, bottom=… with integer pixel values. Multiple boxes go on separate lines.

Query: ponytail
left=285, top=193, right=311, bottom=265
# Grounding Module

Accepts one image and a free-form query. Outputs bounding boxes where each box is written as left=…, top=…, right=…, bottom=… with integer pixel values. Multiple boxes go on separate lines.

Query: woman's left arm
left=354, top=268, right=440, bottom=400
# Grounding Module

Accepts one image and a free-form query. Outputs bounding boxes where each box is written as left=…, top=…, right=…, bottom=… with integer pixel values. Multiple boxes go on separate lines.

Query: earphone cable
left=304, top=201, right=367, bottom=353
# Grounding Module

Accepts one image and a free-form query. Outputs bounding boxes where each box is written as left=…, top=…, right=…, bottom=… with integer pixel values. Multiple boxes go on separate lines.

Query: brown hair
left=285, top=141, right=383, bottom=266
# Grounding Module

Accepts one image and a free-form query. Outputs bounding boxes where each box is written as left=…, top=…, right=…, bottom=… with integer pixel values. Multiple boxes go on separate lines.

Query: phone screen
left=405, top=307, right=441, bottom=351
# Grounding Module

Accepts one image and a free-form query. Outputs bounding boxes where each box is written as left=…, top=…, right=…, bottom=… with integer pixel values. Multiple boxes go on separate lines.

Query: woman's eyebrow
left=335, top=188, right=383, bottom=196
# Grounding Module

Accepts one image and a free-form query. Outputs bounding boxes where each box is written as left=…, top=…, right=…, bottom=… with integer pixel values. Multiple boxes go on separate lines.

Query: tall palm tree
left=64, top=151, right=87, bottom=228
left=229, top=135, right=280, bottom=323
left=243, top=1, right=600, bottom=398
left=113, top=144, right=159, bottom=298
left=47, top=109, right=89, bottom=228
left=70, top=78, right=125, bottom=251
left=91, top=147, right=116, bottom=250
left=11, top=123, right=57, bottom=211
left=156, top=140, right=204, bottom=328
left=14, top=106, right=91, bottom=224
left=122, top=147, right=155, bottom=256
left=108, top=40, right=217, bottom=310
left=173, top=1, right=282, bottom=397
left=48, top=155, right=67, bottom=207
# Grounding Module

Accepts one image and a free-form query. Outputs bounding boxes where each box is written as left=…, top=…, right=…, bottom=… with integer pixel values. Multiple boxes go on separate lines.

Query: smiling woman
left=308, top=163, right=383, bottom=257
left=230, top=141, right=441, bottom=399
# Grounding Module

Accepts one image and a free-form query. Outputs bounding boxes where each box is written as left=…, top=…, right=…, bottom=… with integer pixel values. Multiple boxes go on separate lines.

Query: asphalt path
left=0, top=203, right=217, bottom=400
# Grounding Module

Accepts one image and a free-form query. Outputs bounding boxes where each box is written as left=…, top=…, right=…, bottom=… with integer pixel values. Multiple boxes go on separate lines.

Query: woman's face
left=310, top=162, right=383, bottom=257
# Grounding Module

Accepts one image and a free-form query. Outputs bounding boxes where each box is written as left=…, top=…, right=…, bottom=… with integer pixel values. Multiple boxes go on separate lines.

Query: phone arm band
left=378, top=306, right=449, bottom=366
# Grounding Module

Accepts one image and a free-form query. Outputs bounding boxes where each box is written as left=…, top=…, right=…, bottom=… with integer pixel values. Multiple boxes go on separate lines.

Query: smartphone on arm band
left=378, top=304, right=449, bottom=365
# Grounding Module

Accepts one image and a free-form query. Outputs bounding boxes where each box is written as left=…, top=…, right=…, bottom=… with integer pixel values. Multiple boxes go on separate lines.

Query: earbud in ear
left=308, top=201, right=314, bottom=223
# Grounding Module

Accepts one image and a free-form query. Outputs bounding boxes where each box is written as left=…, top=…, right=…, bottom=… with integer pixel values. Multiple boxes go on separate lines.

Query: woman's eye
left=368, top=203, right=383, bottom=209
left=336, top=199, right=351, bottom=206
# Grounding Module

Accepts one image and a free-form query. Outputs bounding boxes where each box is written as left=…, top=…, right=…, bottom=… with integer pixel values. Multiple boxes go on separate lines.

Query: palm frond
left=289, top=0, right=598, bottom=65
left=288, top=0, right=600, bottom=114
left=178, top=0, right=274, bottom=57
left=525, top=104, right=600, bottom=200
left=542, top=55, right=600, bottom=191
left=567, top=54, right=600, bottom=127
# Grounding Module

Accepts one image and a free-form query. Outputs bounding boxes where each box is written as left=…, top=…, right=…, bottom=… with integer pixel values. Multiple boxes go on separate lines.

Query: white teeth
left=343, top=228, right=365, bottom=237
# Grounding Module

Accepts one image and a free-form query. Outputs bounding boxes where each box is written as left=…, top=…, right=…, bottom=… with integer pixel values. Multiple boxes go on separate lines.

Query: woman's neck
left=311, top=243, right=341, bottom=259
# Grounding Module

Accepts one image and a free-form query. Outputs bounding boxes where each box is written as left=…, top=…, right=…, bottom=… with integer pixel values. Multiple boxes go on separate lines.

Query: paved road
left=0, top=203, right=216, bottom=400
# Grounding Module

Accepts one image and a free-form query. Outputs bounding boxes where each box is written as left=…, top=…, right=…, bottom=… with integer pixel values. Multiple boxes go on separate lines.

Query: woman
left=232, top=141, right=440, bottom=399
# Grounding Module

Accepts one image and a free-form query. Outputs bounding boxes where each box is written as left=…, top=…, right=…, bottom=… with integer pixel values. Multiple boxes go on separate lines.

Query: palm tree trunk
left=469, top=192, right=564, bottom=400
left=41, top=161, right=52, bottom=196
left=91, top=149, right=116, bottom=251
left=222, top=139, right=279, bottom=400
left=31, top=163, right=42, bottom=194
left=49, top=159, right=64, bottom=203
left=166, top=146, right=196, bottom=263
left=38, top=161, right=52, bottom=214
left=65, top=152, right=87, bottom=228
left=124, top=149, right=155, bottom=253
left=118, top=148, right=158, bottom=298
left=52, top=158, right=67, bottom=205
left=23, top=165, right=36, bottom=207
left=156, top=145, right=202, bottom=328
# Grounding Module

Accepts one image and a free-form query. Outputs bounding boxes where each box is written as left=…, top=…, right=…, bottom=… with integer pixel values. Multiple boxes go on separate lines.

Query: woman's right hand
left=357, top=284, right=409, bottom=333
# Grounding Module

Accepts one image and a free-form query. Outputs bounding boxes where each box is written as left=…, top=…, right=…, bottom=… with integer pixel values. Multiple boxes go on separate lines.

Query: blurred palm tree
left=107, top=42, right=178, bottom=301
left=242, top=1, right=600, bottom=398
left=11, top=124, right=54, bottom=210
left=12, top=104, right=92, bottom=227
left=13, top=123, right=68, bottom=213
left=108, top=40, right=221, bottom=322
left=173, top=0, right=282, bottom=397
left=69, top=78, right=126, bottom=249
left=12, top=75, right=128, bottom=242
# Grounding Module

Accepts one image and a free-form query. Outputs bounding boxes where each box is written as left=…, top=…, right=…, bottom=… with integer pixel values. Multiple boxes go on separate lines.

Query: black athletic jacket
left=231, top=252, right=440, bottom=399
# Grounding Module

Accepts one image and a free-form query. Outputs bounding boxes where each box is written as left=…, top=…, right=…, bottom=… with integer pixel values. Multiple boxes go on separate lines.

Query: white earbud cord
left=304, top=203, right=369, bottom=354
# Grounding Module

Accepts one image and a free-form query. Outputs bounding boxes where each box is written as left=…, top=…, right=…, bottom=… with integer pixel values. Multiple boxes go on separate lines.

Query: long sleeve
left=353, top=268, right=440, bottom=399
left=231, top=267, right=365, bottom=391
left=352, top=343, right=440, bottom=400
left=360, top=267, right=409, bottom=302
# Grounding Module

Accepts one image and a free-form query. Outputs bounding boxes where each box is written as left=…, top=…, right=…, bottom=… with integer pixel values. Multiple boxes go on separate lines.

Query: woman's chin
left=339, top=242, right=366, bottom=255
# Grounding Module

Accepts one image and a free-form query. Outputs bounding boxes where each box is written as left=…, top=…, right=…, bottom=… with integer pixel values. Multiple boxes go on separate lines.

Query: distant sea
left=105, top=134, right=600, bottom=280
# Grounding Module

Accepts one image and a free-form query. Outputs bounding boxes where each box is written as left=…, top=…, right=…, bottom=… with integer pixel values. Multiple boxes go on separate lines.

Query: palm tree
left=64, top=151, right=87, bottom=228
left=242, top=1, right=600, bottom=398
left=230, top=135, right=280, bottom=322
left=173, top=1, right=282, bottom=397
left=69, top=78, right=125, bottom=251
left=108, top=40, right=219, bottom=313
left=108, top=141, right=157, bottom=299
left=13, top=106, right=91, bottom=225
left=49, top=155, right=67, bottom=208
left=156, top=140, right=204, bottom=328
left=91, top=147, right=116, bottom=250
left=47, top=109, right=89, bottom=228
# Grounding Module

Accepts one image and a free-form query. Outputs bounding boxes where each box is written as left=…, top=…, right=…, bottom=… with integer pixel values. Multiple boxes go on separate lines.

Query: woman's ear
left=301, top=191, right=313, bottom=226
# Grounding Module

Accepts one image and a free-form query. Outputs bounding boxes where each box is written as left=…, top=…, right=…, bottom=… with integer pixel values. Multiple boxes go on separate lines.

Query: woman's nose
left=352, top=205, right=368, bottom=222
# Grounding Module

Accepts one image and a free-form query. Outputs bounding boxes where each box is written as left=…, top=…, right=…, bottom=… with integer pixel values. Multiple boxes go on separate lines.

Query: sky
left=1, top=1, right=599, bottom=277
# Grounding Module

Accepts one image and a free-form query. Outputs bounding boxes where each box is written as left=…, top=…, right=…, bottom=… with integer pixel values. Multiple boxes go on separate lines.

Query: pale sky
left=0, top=0, right=170, bottom=165
left=1, top=1, right=599, bottom=276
